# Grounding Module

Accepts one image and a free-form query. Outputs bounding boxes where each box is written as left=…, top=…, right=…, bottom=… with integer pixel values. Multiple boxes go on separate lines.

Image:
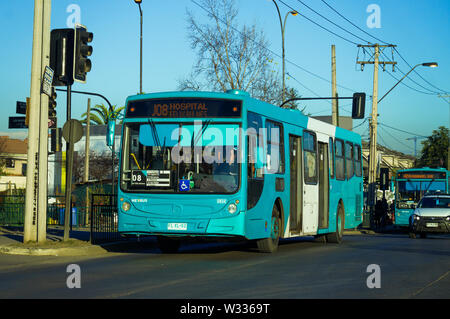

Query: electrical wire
left=378, top=122, right=428, bottom=138
left=378, top=125, right=415, bottom=152
left=189, top=0, right=358, bottom=93
left=294, top=0, right=370, bottom=44
left=319, top=0, right=449, bottom=95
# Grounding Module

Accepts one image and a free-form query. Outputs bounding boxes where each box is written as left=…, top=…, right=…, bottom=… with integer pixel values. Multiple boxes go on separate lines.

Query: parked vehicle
left=409, top=194, right=450, bottom=238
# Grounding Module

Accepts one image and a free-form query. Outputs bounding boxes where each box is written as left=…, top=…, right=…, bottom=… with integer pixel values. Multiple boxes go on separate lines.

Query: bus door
left=289, top=135, right=303, bottom=233
left=302, top=131, right=319, bottom=234
left=318, top=142, right=329, bottom=229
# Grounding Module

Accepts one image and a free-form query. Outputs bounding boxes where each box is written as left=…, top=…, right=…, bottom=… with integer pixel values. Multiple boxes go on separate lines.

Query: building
left=0, top=136, right=28, bottom=192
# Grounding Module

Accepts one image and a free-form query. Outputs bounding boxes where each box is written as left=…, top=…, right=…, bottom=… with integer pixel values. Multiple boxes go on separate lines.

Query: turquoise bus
left=117, top=90, right=363, bottom=253
left=394, top=167, right=449, bottom=226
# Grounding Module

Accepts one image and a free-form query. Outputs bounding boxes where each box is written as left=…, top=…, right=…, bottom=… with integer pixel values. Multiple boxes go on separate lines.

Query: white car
left=409, top=194, right=450, bottom=238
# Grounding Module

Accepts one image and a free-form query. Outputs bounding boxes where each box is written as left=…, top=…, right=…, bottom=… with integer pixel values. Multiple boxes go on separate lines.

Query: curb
left=0, top=243, right=109, bottom=257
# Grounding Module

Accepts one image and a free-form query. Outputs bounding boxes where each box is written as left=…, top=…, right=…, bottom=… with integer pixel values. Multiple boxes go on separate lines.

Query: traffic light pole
left=63, top=84, right=72, bottom=241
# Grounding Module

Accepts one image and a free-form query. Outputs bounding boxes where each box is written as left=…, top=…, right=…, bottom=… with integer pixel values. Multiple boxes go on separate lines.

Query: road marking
left=410, top=270, right=450, bottom=298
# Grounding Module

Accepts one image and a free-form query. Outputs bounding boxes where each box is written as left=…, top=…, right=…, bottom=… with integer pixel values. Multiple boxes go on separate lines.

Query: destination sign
left=397, top=171, right=447, bottom=180
left=126, top=98, right=242, bottom=118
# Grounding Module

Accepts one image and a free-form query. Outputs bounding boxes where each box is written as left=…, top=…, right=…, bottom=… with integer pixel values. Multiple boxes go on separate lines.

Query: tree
left=416, top=126, right=449, bottom=169
left=80, top=104, right=125, bottom=125
left=179, top=0, right=295, bottom=107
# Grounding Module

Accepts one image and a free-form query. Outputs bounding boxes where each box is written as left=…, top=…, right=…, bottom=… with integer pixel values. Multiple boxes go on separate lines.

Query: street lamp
left=270, top=0, right=298, bottom=103
left=134, top=0, right=143, bottom=94
left=378, top=62, right=438, bottom=104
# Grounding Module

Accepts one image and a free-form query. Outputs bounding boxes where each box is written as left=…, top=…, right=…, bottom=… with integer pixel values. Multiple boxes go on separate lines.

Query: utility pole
left=84, top=99, right=91, bottom=226
left=356, top=43, right=396, bottom=228
left=406, top=136, right=427, bottom=158
left=24, top=0, right=51, bottom=243
left=331, top=45, right=339, bottom=127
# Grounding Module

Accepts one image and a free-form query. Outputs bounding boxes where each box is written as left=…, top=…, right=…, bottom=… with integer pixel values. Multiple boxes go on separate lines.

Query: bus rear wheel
left=326, top=205, right=344, bottom=244
left=256, top=205, right=281, bottom=253
left=157, top=236, right=181, bottom=253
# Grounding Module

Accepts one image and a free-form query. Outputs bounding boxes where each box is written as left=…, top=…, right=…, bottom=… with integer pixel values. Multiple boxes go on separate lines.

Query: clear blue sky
left=1, top=0, right=449, bottom=156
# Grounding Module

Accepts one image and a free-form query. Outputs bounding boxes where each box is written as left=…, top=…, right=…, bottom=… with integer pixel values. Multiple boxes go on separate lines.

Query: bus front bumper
left=119, top=212, right=246, bottom=238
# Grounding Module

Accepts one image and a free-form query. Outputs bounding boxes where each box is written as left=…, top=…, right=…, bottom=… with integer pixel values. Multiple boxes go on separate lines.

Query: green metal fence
left=0, top=195, right=91, bottom=228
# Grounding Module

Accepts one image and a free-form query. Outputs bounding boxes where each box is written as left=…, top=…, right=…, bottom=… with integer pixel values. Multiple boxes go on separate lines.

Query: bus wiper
left=148, top=119, right=161, bottom=148
left=192, top=120, right=211, bottom=147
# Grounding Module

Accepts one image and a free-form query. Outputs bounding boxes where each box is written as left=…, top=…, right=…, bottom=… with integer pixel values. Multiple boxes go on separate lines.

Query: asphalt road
left=0, top=233, right=449, bottom=300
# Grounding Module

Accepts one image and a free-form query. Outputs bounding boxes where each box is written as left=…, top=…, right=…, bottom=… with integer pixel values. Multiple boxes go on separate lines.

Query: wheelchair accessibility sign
left=179, top=179, right=190, bottom=192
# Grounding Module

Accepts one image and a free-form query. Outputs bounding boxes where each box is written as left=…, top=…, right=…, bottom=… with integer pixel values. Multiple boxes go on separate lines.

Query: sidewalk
left=0, top=226, right=111, bottom=257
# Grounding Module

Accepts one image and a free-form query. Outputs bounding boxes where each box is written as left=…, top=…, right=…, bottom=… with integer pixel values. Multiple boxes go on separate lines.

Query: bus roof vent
left=226, top=89, right=249, bottom=97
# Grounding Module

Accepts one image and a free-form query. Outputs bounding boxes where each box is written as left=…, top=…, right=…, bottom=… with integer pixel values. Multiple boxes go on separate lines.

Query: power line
left=319, top=0, right=448, bottom=95
left=380, top=51, right=441, bottom=95
left=378, top=122, right=428, bottom=138
left=394, top=48, right=450, bottom=94
left=382, top=68, right=437, bottom=96
left=352, top=117, right=368, bottom=130
left=189, top=0, right=358, bottom=93
left=277, top=0, right=359, bottom=45
left=320, top=0, right=390, bottom=45
left=294, top=0, right=370, bottom=44
left=378, top=125, right=415, bottom=152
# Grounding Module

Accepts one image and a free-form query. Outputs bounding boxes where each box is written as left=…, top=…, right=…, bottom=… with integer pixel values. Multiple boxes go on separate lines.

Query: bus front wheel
left=256, top=205, right=281, bottom=253
left=326, top=205, right=344, bottom=244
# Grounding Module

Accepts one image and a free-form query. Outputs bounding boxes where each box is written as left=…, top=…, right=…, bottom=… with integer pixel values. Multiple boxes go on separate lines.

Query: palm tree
left=81, top=104, right=125, bottom=125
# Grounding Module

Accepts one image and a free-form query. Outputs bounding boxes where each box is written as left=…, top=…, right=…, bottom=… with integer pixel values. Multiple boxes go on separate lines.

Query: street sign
left=42, top=66, right=54, bottom=97
left=9, top=116, right=27, bottom=129
left=62, top=119, right=83, bottom=143
left=16, top=101, right=27, bottom=114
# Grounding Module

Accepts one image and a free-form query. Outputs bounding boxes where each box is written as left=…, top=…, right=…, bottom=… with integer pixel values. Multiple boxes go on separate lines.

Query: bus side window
left=247, top=111, right=265, bottom=210
left=335, top=139, right=345, bottom=180
left=329, top=137, right=335, bottom=179
left=354, top=144, right=362, bottom=177
left=266, top=120, right=285, bottom=174
left=303, top=130, right=317, bottom=184
left=345, top=142, right=354, bottom=179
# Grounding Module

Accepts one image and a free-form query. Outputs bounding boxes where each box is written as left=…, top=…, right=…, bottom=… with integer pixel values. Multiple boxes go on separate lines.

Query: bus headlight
left=122, top=201, right=131, bottom=212
left=446, top=216, right=450, bottom=222
left=228, top=203, right=237, bottom=214
left=413, top=214, right=420, bottom=221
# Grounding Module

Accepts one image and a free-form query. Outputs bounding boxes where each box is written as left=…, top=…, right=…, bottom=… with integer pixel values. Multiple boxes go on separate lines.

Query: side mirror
left=352, top=92, right=366, bottom=119
left=106, top=119, right=116, bottom=146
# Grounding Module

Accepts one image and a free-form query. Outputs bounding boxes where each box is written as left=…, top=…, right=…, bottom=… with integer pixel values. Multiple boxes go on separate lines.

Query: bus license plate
left=168, top=223, right=187, bottom=231
left=426, top=223, right=438, bottom=228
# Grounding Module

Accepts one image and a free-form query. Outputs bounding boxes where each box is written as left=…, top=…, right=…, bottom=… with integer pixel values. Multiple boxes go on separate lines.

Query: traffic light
left=50, top=128, right=62, bottom=153
left=50, top=28, right=75, bottom=86
left=48, top=87, right=57, bottom=129
left=352, top=92, right=366, bottom=119
left=73, top=25, right=93, bottom=83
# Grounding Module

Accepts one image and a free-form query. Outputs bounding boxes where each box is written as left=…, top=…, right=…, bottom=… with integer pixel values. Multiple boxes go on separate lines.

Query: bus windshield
left=120, top=122, right=241, bottom=194
left=396, top=180, right=446, bottom=208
